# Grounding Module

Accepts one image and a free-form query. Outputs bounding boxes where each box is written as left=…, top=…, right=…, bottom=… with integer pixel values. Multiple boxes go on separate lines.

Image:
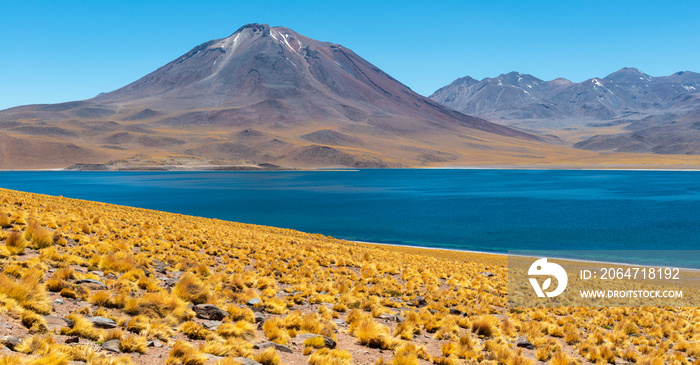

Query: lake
left=1, top=169, right=699, bottom=266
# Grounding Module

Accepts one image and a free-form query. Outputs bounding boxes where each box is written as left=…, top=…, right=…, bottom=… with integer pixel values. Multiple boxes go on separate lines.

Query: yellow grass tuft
left=119, top=333, right=148, bottom=354
left=166, top=340, right=208, bottom=365
left=0, top=267, right=51, bottom=314
left=255, top=347, right=281, bottom=365
left=20, top=310, right=47, bottom=333
left=5, top=231, right=26, bottom=255
left=173, top=272, right=210, bottom=304
left=309, top=348, right=353, bottom=365
left=179, top=321, right=210, bottom=340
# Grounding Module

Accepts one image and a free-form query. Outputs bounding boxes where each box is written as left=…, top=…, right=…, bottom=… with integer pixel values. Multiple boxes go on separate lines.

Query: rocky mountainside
left=0, top=23, right=562, bottom=170
left=431, top=68, right=700, bottom=154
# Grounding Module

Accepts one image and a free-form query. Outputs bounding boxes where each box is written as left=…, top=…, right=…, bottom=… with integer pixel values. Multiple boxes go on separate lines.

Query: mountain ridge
left=430, top=68, right=700, bottom=154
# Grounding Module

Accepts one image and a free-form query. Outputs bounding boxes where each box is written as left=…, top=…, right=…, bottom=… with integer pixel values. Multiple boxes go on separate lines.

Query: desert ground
left=0, top=188, right=698, bottom=365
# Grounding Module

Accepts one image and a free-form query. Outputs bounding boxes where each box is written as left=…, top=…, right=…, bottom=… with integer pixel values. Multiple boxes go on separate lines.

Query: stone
left=254, top=312, right=265, bottom=323
left=247, top=298, right=261, bottom=306
left=54, top=299, right=65, bottom=305
left=69, top=362, right=88, bottom=365
left=333, top=319, right=347, bottom=327
left=480, top=271, right=496, bottom=278
left=203, top=320, right=222, bottom=331
left=233, top=358, right=262, bottom=365
left=296, top=333, right=337, bottom=349
left=89, top=316, right=117, bottom=329
left=515, top=335, right=535, bottom=350
left=194, top=304, right=228, bottom=321
left=147, top=339, right=163, bottom=348
left=65, top=336, right=80, bottom=344
left=449, top=308, right=465, bottom=316
left=45, top=316, right=75, bottom=331
left=91, top=271, right=104, bottom=277
left=253, top=341, right=293, bottom=353
left=102, top=339, right=121, bottom=353
left=75, top=279, right=107, bottom=289
left=378, top=313, right=399, bottom=322
left=0, top=336, right=22, bottom=350
left=206, top=354, right=225, bottom=361
left=409, top=296, right=427, bottom=307
left=152, top=260, right=167, bottom=274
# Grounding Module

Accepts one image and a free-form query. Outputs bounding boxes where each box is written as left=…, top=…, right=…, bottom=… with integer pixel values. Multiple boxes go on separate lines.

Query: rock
left=147, top=339, right=163, bottom=348
left=254, top=312, right=265, bottom=323
left=333, top=319, right=347, bottom=327
left=296, top=333, right=337, bottom=349
left=68, top=362, right=88, bottom=365
left=75, top=279, right=107, bottom=289
left=91, top=271, right=104, bottom=277
left=65, top=336, right=80, bottom=344
left=253, top=341, right=293, bottom=353
left=0, top=336, right=22, bottom=350
left=89, top=316, right=117, bottom=329
left=409, top=296, right=427, bottom=307
left=378, top=313, right=399, bottom=322
left=152, top=260, right=167, bottom=274
left=480, top=271, right=496, bottom=278
left=45, top=316, right=75, bottom=331
left=206, top=354, right=225, bottom=361
left=0, top=323, right=12, bottom=329
left=515, top=335, right=535, bottom=350
left=247, top=298, right=261, bottom=306
left=102, top=339, right=121, bottom=353
left=233, top=358, right=262, bottom=365
left=203, top=320, right=222, bottom=331
left=395, top=315, right=406, bottom=322
left=449, top=308, right=465, bottom=316
left=54, top=299, right=65, bottom=305
left=194, top=304, right=228, bottom=321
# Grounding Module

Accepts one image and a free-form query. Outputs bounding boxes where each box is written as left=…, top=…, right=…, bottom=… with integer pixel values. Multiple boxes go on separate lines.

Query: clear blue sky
left=1, top=0, right=698, bottom=110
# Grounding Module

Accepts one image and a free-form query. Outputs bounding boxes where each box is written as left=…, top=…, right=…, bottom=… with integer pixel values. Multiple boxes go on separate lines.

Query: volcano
left=0, top=23, right=585, bottom=169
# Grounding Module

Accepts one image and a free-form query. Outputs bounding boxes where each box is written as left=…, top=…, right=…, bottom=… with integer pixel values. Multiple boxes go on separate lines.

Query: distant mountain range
left=430, top=68, right=700, bottom=154
left=0, top=23, right=573, bottom=170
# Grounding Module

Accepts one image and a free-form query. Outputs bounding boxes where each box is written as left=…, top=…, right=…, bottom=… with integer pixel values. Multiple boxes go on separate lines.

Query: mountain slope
left=431, top=68, right=700, bottom=154
left=0, top=23, right=579, bottom=169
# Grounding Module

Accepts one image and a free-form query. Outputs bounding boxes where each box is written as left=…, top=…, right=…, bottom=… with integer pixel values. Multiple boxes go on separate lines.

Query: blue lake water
left=1, top=169, right=699, bottom=266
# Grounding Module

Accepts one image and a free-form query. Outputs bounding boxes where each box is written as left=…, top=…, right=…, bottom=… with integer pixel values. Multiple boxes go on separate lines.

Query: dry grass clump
left=60, top=313, right=101, bottom=341
left=166, top=340, right=208, bottom=365
left=255, top=347, right=281, bottom=365
left=21, top=310, right=47, bottom=333
left=0, top=267, right=51, bottom=314
left=308, top=348, right=353, bottom=365
left=179, top=321, right=210, bottom=340
left=5, top=231, right=26, bottom=255
left=173, top=272, right=210, bottom=304
left=216, top=321, right=256, bottom=341
left=349, top=314, right=397, bottom=349
left=26, top=220, right=53, bottom=249
left=471, top=315, right=500, bottom=338
left=119, top=334, right=148, bottom=354
left=199, top=337, right=253, bottom=358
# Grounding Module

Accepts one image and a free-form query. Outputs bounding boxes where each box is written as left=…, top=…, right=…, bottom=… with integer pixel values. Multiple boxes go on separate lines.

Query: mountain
left=0, top=23, right=577, bottom=170
left=431, top=68, right=700, bottom=154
